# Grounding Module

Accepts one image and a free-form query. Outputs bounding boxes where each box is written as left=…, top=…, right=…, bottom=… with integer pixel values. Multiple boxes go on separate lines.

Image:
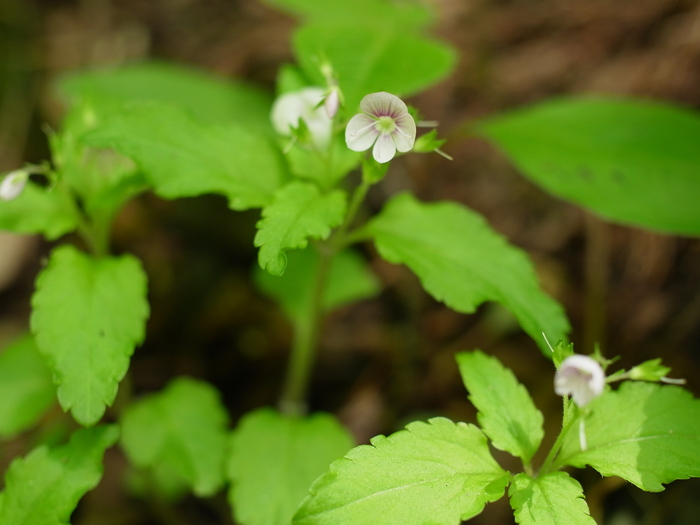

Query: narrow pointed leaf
left=293, top=417, right=509, bottom=525
left=228, top=408, right=354, bottom=525
left=120, top=377, right=229, bottom=497
left=30, top=245, right=149, bottom=426
left=509, top=472, right=594, bottom=525
left=362, top=193, right=569, bottom=352
left=0, top=182, right=77, bottom=240
left=457, top=351, right=543, bottom=464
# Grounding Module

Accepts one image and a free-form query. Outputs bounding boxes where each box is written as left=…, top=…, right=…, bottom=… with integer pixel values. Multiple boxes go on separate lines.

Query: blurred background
left=1, top=0, right=699, bottom=523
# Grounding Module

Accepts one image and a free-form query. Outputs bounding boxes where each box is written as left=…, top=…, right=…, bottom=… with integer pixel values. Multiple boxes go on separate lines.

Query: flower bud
left=0, top=170, right=29, bottom=201
left=554, top=354, right=605, bottom=407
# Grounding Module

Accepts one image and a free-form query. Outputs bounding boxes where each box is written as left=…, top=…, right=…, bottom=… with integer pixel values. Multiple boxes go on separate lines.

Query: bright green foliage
left=555, top=381, right=700, bottom=491
left=477, top=97, right=700, bottom=236
left=254, top=247, right=380, bottom=324
left=509, top=472, right=594, bottom=525
left=30, top=245, right=149, bottom=426
left=457, top=351, right=544, bottom=464
left=361, top=193, right=570, bottom=353
left=84, top=101, right=287, bottom=210
left=551, top=339, right=574, bottom=368
left=285, top=138, right=361, bottom=190
left=227, top=408, right=354, bottom=525
left=628, top=358, right=672, bottom=382
left=0, top=425, right=119, bottom=524
left=120, top=377, right=229, bottom=497
left=0, top=182, right=77, bottom=240
left=254, top=181, right=347, bottom=276
left=0, top=334, right=55, bottom=438
left=293, top=417, right=509, bottom=525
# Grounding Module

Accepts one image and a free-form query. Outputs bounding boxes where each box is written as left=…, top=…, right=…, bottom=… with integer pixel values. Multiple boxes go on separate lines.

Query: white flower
left=270, top=87, right=332, bottom=149
left=324, top=87, right=340, bottom=119
left=555, top=354, right=605, bottom=407
left=0, top=170, right=29, bottom=201
left=345, top=92, right=416, bottom=163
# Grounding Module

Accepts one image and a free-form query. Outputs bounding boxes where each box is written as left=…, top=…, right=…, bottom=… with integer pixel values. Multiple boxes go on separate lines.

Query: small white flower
left=555, top=354, right=605, bottom=407
left=345, top=92, right=416, bottom=163
left=270, top=87, right=332, bottom=148
left=324, top=87, right=340, bottom=119
left=0, top=170, right=29, bottom=201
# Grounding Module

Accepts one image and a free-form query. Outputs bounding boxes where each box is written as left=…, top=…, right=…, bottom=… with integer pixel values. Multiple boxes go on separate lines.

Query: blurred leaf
left=361, top=193, right=570, bottom=353
left=285, top=137, right=361, bottom=190
left=0, top=182, right=77, bottom=240
left=294, top=417, right=509, bottom=525
left=0, top=425, right=118, bottom=524
left=228, top=408, right=353, bottom=525
left=0, top=334, right=55, bottom=438
left=509, top=472, right=594, bottom=525
left=477, top=97, right=700, bottom=236
left=456, top=351, right=544, bottom=464
left=628, top=358, right=673, bottom=383
left=30, top=245, right=149, bottom=426
left=254, top=181, right=346, bottom=276
left=120, top=377, right=229, bottom=497
left=555, top=381, right=700, bottom=491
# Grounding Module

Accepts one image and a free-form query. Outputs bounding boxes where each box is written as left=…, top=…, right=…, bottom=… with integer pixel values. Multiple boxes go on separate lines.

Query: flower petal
left=392, top=113, right=416, bottom=152
left=554, top=354, right=605, bottom=407
left=372, top=132, right=397, bottom=163
left=346, top=114, right=378, bottom=152
left=360, top=92, right=408, bottom=119
left=271, top=87, right=331, bottom=147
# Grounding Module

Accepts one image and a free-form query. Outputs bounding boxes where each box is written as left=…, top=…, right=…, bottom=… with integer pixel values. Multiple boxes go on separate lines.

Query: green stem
left=538, top=399, right=578, bottom=476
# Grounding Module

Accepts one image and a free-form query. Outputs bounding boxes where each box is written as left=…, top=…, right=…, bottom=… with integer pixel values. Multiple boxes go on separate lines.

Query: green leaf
left=228, top=408, right=354, bottom=525
left=509, top=472, right=594, bottom=525
left=84, top=101, right=287, bottom=210
left=254, top=181, right=347, bottom=276
left=0, top=425, right=119, bottom=524
left=628, top=358, right=672, bottom=382
left=361, top=193, right=570, bottom=353
left=456, top=351, right=543, bottom=464
left=120, top=377, right=229, bottom=497
left=285, top=137, right=361, bottom=190
left=476, top=97, right=700, bottom=236
left=555, top=381, right=700, bottom=491
left=0, top=334, right=55, bottom=438
left=254, top=246, right=381, bottom=324
left=293, top=417, right=509, bottom=525
left=30, top=245, right=149, bottom=426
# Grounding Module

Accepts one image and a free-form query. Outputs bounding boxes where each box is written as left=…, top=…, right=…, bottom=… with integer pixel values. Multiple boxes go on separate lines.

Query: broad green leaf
left=228, top=408, right=354, bottom=525
left=120, top=377, right=229, bottom=497
left=84, top=101, right=287, bottom=210
left=476, top=97, right=700, bottom=236
left=555, top=381, right=700, bottom=491
left=0, top=334, right=55, bottom=438
left=0, top=182, right=77, bottom=240
left=0, top=425, right=119, bottom=524
left=30, top=245, right=149, bottom=426
left=285, top=137, right=361, bottom=190
left=293, top=417, right=509, bottom=525
left=254, top=246, right=380, bottom=324
left=361, top=193, right=570, bottom=352
left=254, top=181, right=346, bottom=276
left=456, top=351, right=543, bottom=464
left=509, top=472, right=594, bottom=525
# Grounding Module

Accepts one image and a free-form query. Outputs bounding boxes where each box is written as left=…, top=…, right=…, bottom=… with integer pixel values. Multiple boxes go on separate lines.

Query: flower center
left=375, top=116, right=396, bottom=135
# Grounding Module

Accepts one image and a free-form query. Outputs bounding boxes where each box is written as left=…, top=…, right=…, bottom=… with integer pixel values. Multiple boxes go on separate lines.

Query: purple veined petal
left=372, top=132, right=397, bottom=163
left=360, top=92, right=408, bottom=119
left=346, top=113, right=379, bottom=152
left=392, top=114, right=417, bottom=152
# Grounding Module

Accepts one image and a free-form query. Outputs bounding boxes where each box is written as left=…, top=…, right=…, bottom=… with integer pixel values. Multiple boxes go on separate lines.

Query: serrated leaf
left=254, top=182, right=346, bottom=276
left=120, top=377, right=229, bottom=497
left=0, top=334, right=55, bottom=438
left=456, top=351, right=543, bottom=464
left=30, top=245, right=149, bottom=426
left=509, top=472, right=594, bottom=525
left=84, top=101, right=286, bottom=210
left=293, top=417, right=509, bottom=525
left=228, top=408, right=354, bottom=525
left=555, top=381, right=700, bottom=491
left=477, top=97, right=700, bottom=236
left=0, top=425, right=118, bottom=524
left=361, top=193, right=570, bottom=353
left=254, top=246, right=380, bottom=324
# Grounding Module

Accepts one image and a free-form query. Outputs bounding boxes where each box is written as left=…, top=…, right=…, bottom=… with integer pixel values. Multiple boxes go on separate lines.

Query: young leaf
left=0, top=425, right=119, bottom=524
left=456, top=351, right=544, bottom=464
left=476, top=97, right=700, bottom=236
left=120, top=377, right=229, bottom=497
left=30, top=245, right=149, bottom=426
left=0, top=334, right=55, bottom=438
left=254, top=181, right=346, bottom=276
left=361, top=193, right=570, bottom=353
left=84, top=101, right=287, bottom=210
left=285, top=137, right=361, bottom=190
left=555, top=381, right=700, bottom=491
left=293, top=417, right=509, bottom=525
left=227, top=408, right=354, bottom=525
left=509, top=472, right=594, bottom=525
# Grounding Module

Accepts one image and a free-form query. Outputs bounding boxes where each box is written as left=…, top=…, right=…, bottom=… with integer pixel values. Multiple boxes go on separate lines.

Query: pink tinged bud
left=0, top=170, right=28, bottom=201
left=324, top=88, right=340, bottom=119
left=554, top=354, right=605, bottom=407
